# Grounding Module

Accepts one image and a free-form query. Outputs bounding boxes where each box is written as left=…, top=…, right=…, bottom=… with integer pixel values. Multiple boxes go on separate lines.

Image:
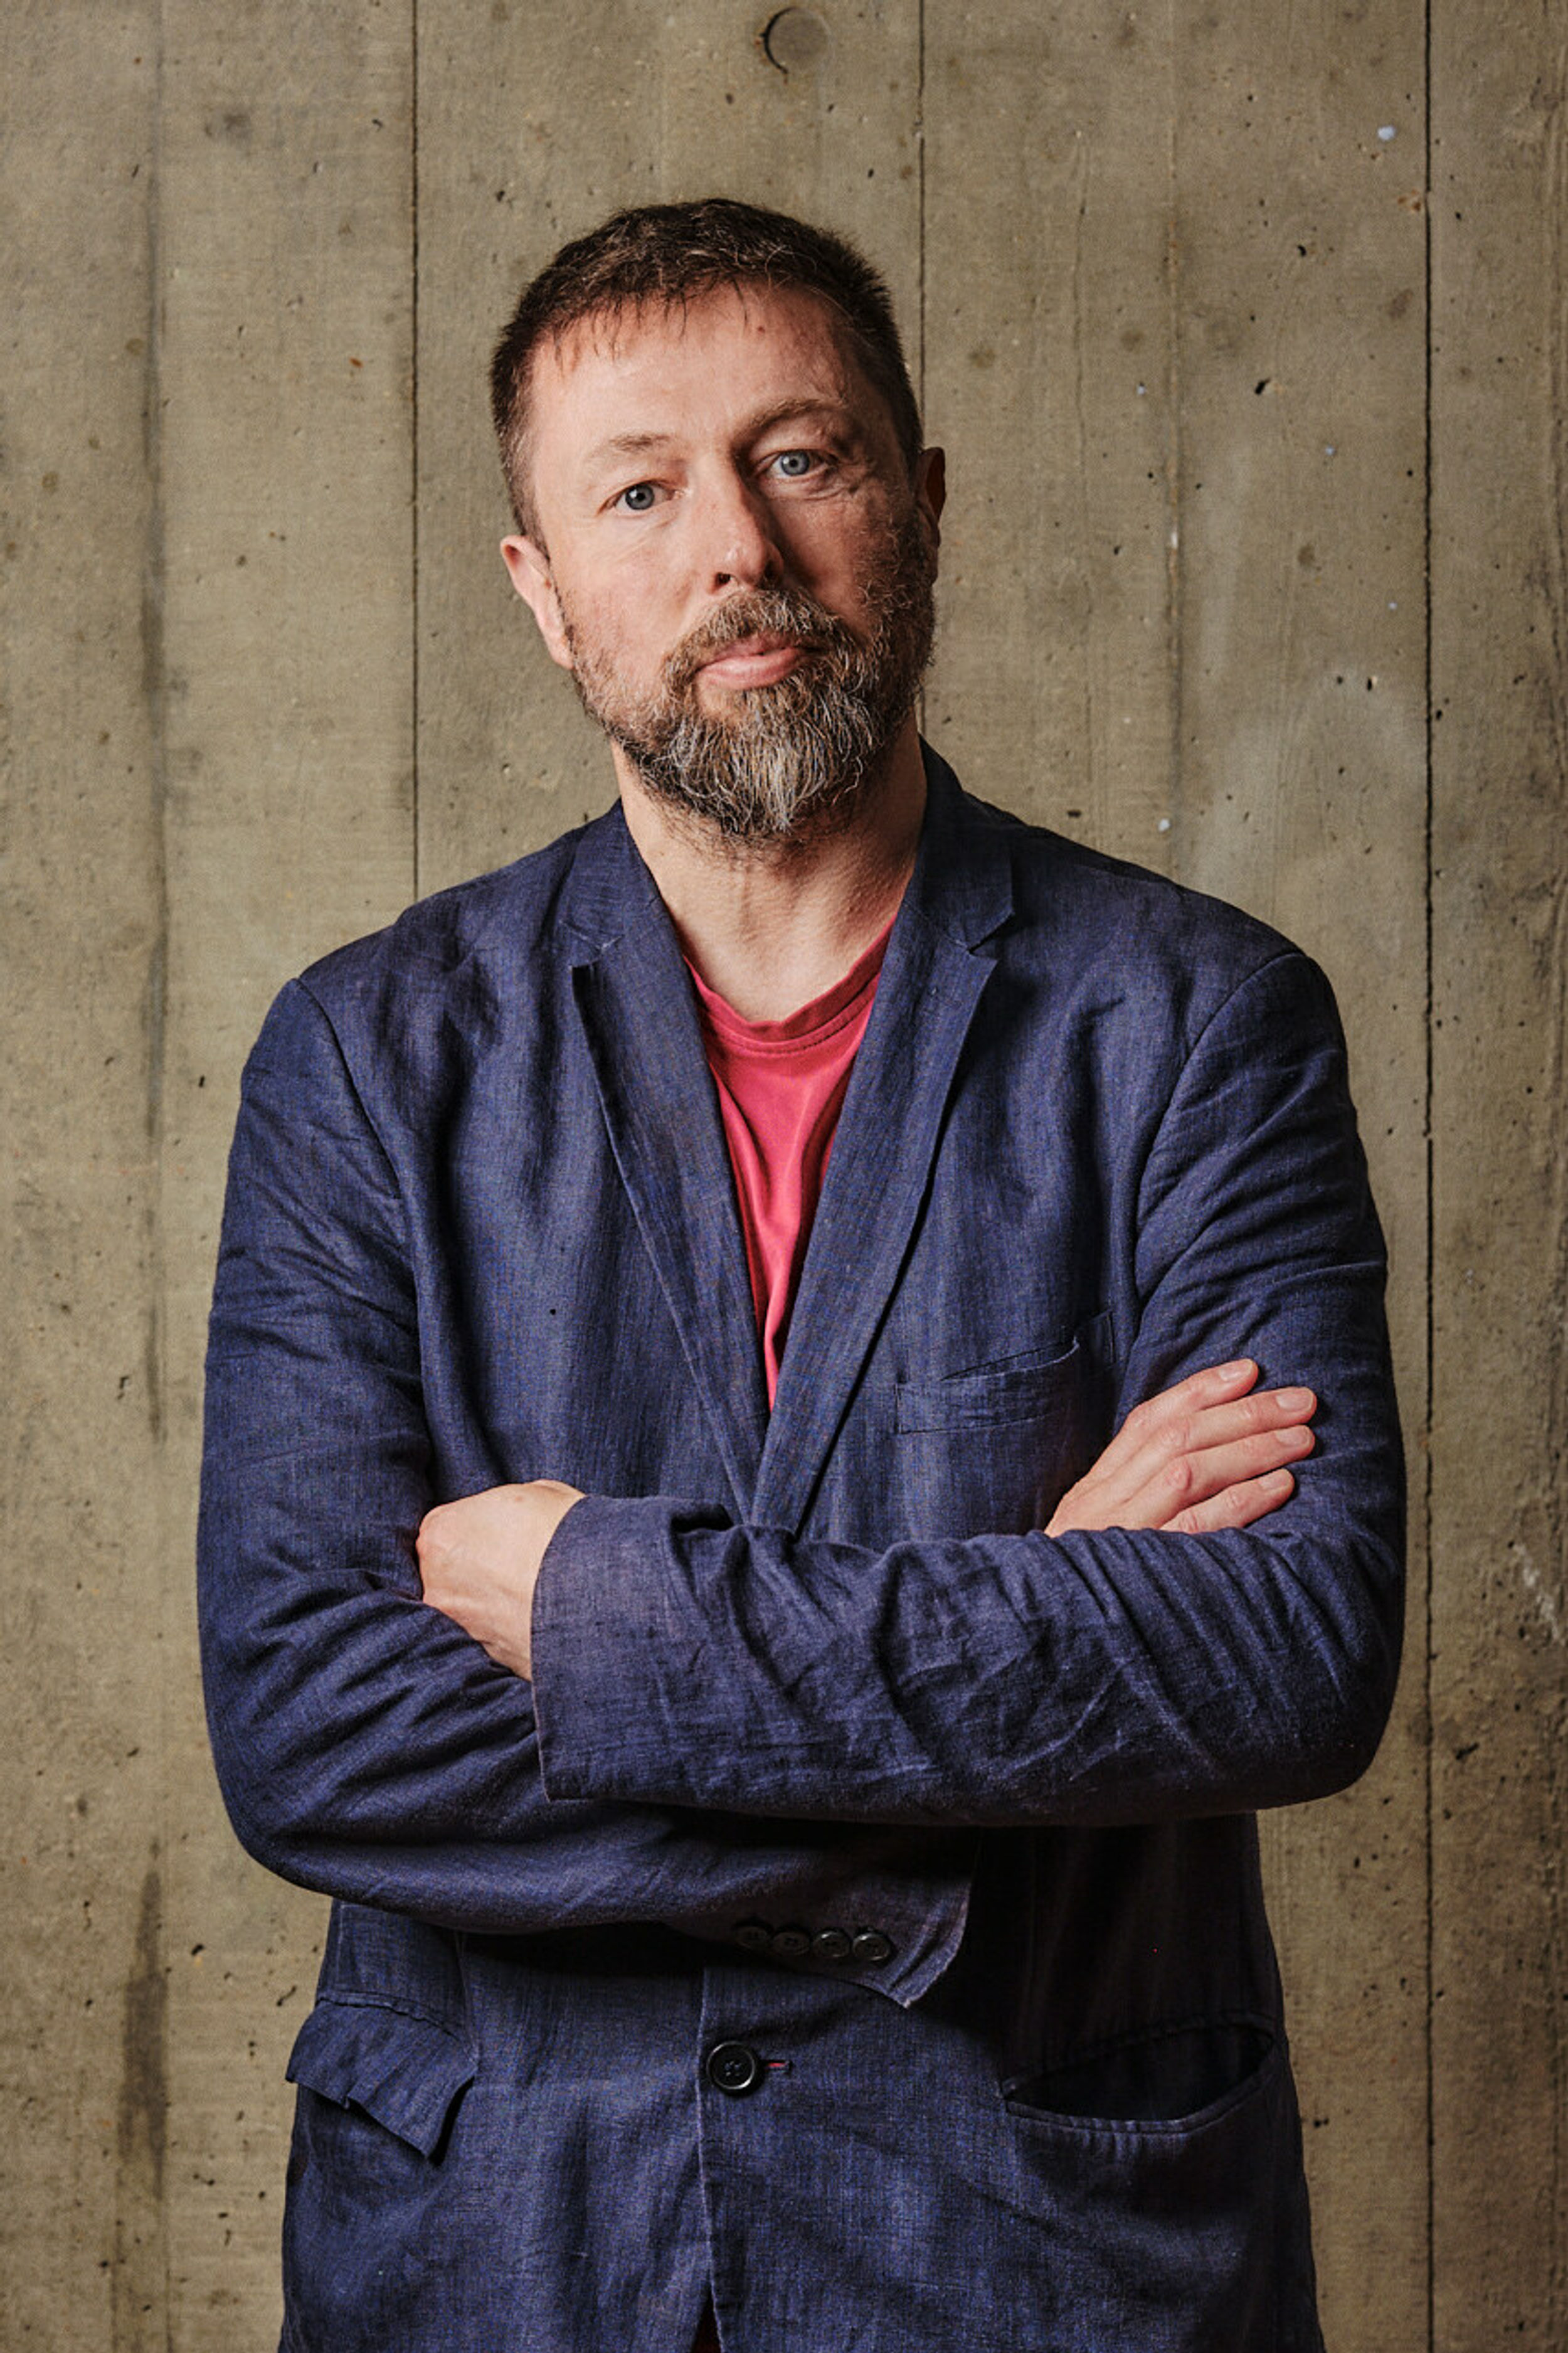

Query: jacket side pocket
left=287, top=1995, right=475, bottom=2157
left=1003, top=2014, right=1276, bottom=2135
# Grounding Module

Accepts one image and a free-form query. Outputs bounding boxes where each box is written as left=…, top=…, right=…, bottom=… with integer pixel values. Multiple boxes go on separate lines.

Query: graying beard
left=617, top=664, right=893, bottom=842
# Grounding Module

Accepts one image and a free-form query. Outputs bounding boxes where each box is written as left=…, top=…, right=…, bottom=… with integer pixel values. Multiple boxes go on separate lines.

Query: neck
left=615, top=718, right=927, bottom=1021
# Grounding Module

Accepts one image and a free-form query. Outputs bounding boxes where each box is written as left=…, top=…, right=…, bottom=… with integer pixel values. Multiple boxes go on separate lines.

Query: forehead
left=527, top=282, right=894, bottom=460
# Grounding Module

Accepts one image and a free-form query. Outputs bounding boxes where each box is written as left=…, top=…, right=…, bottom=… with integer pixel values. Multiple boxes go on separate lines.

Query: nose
left=696, top=467, right=783, bottom=595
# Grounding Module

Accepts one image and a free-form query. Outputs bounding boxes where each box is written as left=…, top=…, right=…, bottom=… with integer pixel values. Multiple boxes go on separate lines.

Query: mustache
left=662, top=587, right=854, bottom=692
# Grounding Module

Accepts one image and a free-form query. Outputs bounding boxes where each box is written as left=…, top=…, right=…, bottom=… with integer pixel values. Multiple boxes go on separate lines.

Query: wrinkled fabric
left=200, top=750, right=1403, bottom=2352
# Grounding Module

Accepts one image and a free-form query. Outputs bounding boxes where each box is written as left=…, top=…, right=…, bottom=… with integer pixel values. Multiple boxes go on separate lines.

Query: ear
left=501, top=534, right=574, bottom=671
left=914, top=447, right=946, bottom=554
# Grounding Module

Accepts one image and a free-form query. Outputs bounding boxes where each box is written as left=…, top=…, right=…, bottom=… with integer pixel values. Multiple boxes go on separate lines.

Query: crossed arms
left=198, top=945, right=1404, bottom=1949
left=417, top=1358, right=1323, bottom=1681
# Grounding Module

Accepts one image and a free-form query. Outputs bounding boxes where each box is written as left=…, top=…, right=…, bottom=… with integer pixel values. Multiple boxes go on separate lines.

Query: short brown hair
left=489, top=197, right=923, bottom=536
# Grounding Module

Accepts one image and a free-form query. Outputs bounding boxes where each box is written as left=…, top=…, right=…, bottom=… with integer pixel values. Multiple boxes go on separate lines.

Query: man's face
left=501, top=283, right=943, bottom=844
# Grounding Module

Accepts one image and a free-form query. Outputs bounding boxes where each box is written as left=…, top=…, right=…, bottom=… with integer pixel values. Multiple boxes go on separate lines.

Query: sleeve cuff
left=529, top=1492, right=712, bottom=1803
left=527, top=1492, right=976, bottom=2007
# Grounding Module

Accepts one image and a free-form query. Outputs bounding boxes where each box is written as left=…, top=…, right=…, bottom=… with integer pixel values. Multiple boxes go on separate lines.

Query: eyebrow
left=580, top=399, right=859, bottom=478
left=583, top=432, right=675, bottom=464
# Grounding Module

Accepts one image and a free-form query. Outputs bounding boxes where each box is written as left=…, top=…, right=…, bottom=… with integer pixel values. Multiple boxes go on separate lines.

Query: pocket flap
left=286, top=1997, right=476, bottom=2157
left=895, top=1344, right=1081, bottom=1434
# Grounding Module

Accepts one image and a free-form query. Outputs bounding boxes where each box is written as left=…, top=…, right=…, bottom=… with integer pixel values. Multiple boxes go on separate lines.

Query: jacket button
left=811, top=1926, right=853, bottom=1962
left=768, top=1925, right=812, bottom=1958
left=733, top=1920, right=773, bottom=1953
left=850, top=1929, right=894, bottom=1965
left=706, top=2042, right=763, bottom=2096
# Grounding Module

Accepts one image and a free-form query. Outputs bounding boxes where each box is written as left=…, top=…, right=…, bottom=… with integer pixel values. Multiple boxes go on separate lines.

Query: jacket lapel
left=562, top=816, right=769, bottom=1519
left=557, top=754, right=1014, bottom=1532
left=751, top=752, right=1015, bottom=1532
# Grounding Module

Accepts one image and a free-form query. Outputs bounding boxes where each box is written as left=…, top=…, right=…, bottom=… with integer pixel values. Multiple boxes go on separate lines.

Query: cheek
left=556, top=580, right=642, bottom=674
left=796, top=496, right=906, bottom=598
left=562, top=551, right=678, bottom=654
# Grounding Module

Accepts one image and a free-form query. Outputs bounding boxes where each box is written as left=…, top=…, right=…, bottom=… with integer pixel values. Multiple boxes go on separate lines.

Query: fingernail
left=1276, top=1388, right=1315, bottom=1411
left=1220, top=1358, right=1254, bottom=1377
left=1263, top=1467, right=1295, bottom=1490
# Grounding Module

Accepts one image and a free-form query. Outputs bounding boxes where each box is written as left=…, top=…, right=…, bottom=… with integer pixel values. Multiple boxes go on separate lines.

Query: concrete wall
left=2, top=3, right=1560, bottom=2344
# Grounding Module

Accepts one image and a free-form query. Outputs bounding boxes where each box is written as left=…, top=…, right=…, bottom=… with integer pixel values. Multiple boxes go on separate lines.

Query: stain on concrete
left=1510, top=1538, right=1566, bottom=1646
left=112, top=1861, right=166, bottom=2345
left=117, top=1862, right=166, bottom=2200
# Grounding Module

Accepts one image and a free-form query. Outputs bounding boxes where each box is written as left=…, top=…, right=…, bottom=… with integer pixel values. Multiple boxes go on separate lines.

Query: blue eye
left=771, top=450, right=816, bottom=478
left=617, top=483, right=658, bottom=513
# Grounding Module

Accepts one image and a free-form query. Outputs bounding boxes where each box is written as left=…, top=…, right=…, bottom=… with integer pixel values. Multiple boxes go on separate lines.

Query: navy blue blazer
left=199, top=750, right=1404, bottom=2352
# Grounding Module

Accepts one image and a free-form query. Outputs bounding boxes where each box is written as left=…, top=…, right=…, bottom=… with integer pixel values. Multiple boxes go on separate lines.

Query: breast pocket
left=891, top=1314, right=1110, bottom=1539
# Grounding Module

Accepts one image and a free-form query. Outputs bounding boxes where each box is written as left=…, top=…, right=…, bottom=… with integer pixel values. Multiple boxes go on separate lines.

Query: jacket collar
left=556, top=744, right=1013, bottom=962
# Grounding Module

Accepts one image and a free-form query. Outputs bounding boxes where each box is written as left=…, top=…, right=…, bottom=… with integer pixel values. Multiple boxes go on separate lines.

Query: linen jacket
left=198, top=750, right=1404, bottom=2352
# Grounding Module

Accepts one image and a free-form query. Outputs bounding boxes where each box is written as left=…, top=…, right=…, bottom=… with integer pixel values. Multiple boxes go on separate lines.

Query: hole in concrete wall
left=763, top=8, right=830, bottom=75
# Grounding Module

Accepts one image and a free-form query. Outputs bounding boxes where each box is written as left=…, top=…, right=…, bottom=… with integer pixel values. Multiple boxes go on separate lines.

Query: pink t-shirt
left=689, top=923, right=891, bottom=1405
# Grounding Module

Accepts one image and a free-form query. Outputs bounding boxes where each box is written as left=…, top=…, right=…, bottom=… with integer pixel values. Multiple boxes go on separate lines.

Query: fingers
left=1117, top=1357, right=1263, bottom=1435
left=1100, top=1379, right=1314, bottom=1511
left=1044, top=1359, right=1319, bottom=1538
left=1142, top=1416, right=1315, bottom=1520
left=1117, top=1373, right=1315, bottom=1470
left=1167, top=1467, right=1298, bottom=1536
left=1082, top=1425, right=1311, bottom=1534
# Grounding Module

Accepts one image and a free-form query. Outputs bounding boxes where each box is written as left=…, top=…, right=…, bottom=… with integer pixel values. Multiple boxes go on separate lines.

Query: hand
left=416, top=1480, right=584, bottom=1679
left=1045, top=1359, right=1315, bottom=1538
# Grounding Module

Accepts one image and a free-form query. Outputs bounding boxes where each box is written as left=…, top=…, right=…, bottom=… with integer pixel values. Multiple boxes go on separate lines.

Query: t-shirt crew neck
left=687, top=921, right=894, bottom=1405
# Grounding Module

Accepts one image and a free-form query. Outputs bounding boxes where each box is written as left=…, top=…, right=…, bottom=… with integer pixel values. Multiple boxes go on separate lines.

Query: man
left=198, top=199, right=1403, bottom=2352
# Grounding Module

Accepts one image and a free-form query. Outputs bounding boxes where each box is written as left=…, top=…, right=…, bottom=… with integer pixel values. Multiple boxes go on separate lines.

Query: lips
left=703, top=631, right=802, bottom=661
left=695, top=634, right=815, bottom=688
left=664, top=588, right=843, bottom=691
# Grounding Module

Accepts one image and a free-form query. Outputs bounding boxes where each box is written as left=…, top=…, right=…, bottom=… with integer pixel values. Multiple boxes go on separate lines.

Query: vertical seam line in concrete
left=914, top=0, right=925, bottom=742
left=916, top=0, right=926, bottom=417
left=147, top=6, right=173, bottom=2341
left=1165, top=0, right=1182, bottom=835
left=145, top=0, right=170, bottom=1443
left=1421, top=0, right=1436, bottom=2342
left=1070, top=136, right=1093, bottom=811
left=411, top=0, right=421, bottom=901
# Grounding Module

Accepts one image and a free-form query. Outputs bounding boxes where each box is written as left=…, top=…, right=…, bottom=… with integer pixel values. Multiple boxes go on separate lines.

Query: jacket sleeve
left=529, top=951, right=1406, bottom=1827
left=197, top=979, right=974, bottom=1984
